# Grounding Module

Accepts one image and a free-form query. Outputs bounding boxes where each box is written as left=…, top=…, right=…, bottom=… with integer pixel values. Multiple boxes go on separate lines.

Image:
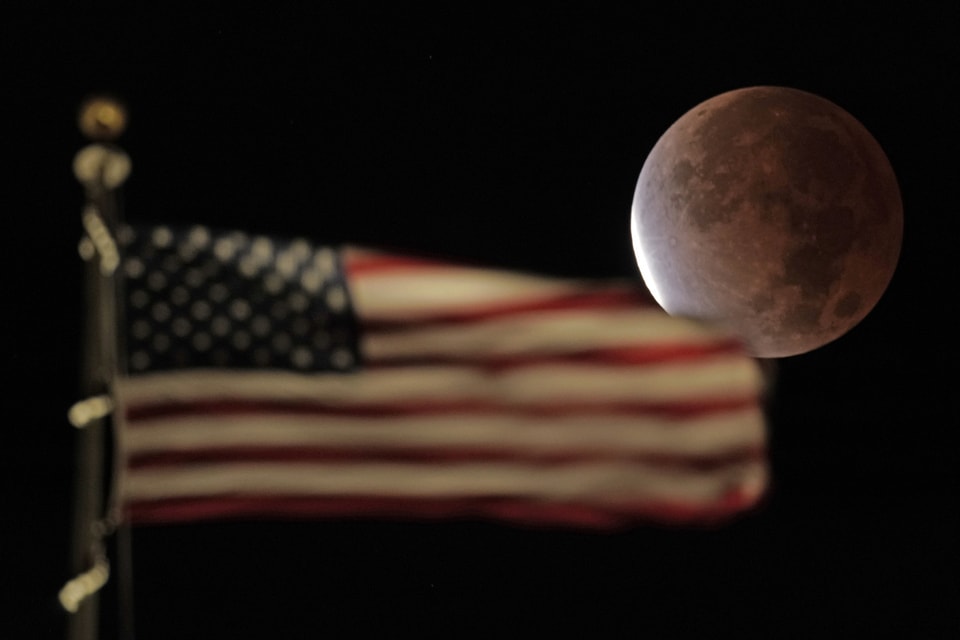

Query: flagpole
left=64, top=96, right=130, bottom=640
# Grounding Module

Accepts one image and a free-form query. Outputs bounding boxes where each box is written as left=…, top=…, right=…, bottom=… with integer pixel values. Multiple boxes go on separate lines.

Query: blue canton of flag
left=120, top=225, right=359, bottom=374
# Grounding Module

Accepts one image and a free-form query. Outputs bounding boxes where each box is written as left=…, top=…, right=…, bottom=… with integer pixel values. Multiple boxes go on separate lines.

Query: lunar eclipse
left=631, top=86, right=903, bottom=357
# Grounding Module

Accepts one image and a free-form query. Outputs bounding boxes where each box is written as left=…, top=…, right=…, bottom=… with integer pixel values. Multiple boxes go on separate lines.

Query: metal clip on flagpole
left=63, top=96, right=130, bottom=640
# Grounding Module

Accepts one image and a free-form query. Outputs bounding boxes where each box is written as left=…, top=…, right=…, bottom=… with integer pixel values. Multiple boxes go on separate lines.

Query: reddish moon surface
left=631, top=86, right=903, bottom=357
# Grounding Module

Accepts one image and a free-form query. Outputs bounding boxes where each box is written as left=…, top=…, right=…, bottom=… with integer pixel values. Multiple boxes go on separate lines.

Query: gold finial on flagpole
left=78, top=95, right=128, bottom=141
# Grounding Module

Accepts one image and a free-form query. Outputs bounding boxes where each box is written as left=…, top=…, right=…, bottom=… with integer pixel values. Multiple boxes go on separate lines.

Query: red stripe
left=343, top=253, right=454, bottom=276
left=364, top=340, right=745, bottom=368
left=127, top=444, right=767, bottom=470
left=125, top=490, right=762, bottom=531
left=125, top=396, right=759, bottom=422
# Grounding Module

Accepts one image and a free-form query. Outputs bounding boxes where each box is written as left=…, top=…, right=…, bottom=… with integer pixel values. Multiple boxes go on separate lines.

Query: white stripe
left=124, top=407, right=765, bottom=457
left=363, top=307, right=734, bottom=361
left=124, top=459, right=767, bottom=504
left=348, top=265, right=588, bottom=321
left=116, top=357, right=762, bottom=407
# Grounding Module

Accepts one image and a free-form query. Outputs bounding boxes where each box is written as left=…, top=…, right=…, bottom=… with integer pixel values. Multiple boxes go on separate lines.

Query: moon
left=631, top=86, right=903, bottom=357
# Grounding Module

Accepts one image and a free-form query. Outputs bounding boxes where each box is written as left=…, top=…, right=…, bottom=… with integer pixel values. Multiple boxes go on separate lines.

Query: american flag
left=113, top=224, right=768, bottom=529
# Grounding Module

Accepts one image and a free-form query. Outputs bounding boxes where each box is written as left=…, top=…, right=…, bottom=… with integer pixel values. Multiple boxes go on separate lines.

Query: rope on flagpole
left=59, top=531, right=111, bottom=613
left=68, top=395, right=114, bottom=429
left=81, top=204, right=120, bottom=276
left=59, top=560, right=110, bottom=614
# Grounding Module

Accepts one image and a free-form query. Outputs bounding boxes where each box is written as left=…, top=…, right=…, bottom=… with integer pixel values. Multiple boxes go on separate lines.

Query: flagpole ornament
left=74, top=146, right=131, bottom=191
left=78, top=95, right=128, bottom=142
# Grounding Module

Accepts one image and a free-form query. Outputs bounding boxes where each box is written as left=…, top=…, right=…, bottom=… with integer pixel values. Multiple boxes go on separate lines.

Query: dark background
left=7, top=5, right=958, bottom=638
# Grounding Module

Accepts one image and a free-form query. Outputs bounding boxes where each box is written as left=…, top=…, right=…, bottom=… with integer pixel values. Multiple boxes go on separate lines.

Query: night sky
left=7, top=6, right=958, bottom=638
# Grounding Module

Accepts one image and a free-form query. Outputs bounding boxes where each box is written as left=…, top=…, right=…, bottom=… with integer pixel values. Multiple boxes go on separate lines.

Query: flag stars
left=291, top=346, right=313, bottom=369
left=264, top=272, right=285, bottom=295
left=251, top=236, right=274, bottom=262
left=214, top=236, right=239, bottom=262
left=276, top=251, right=299, bottom=278
left=124, top=257, right=145, bottom=279
left=151, top=226, right=173, bottom=249
left=239, top=255, right=261, bottom=279
left=300, top=268, right=325, bottom=294
left=123, top=225, right=360, bottom=374
left=230, top=299, right=252, bottom=321
left=188, top=226, right=210, bottom=249
left=314, top=249, right=336, bottom=276
left=289, top=238, right=311, bottom=261
left=326, top=286, right=347, bottom=312
left=331, top=347, right=354, bottom=370
left=177, top=242, right=199, bottom=263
